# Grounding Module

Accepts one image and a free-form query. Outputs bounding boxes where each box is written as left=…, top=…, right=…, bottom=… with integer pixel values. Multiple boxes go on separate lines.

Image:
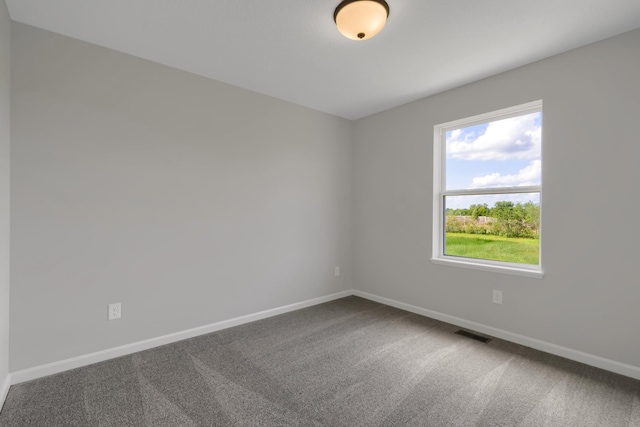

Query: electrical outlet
left=108, top=302, right=121, bottom=320
left=492, top=290, right=503, bottom=305
left=335, top=266, right=340, bottom=277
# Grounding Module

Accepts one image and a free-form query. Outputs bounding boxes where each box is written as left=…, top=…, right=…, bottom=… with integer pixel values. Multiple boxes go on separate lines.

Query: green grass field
left=445, top=232, right=539, bottom=265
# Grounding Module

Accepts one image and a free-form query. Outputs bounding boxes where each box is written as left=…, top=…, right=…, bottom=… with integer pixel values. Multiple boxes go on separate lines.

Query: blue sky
left=445, top=112, right=541, bottom=209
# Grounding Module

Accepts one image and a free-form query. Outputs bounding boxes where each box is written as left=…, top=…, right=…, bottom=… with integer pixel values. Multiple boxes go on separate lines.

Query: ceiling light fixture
left=334, top=0, right=390, bottom=41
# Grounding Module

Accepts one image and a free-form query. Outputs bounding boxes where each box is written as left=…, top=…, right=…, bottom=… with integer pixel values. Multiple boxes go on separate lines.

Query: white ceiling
left=6, top=0, right=640, bottom=120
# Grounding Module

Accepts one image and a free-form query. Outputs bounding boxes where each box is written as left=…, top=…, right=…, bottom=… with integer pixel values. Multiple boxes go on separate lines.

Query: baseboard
left=353, top=290, right=640, bottom=381
left=0, top=373, right=10, bottom=411
left=10, top=290, right=352, bottom=385
left=10, top=288, right=640, bottom=385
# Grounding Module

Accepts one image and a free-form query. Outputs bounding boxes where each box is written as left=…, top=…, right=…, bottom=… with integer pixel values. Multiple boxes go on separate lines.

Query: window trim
left=431, top=100, right=544, bottom=278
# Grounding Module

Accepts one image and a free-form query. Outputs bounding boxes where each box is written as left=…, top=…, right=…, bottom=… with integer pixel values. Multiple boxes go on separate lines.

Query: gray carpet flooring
left=1, top=296, right=639, bottom=426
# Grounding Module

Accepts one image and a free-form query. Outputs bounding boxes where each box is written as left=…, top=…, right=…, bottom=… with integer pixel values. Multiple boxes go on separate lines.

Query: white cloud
left=447, top=112, right=541, bottom=161
left=470, top=160, right=541, bottom=188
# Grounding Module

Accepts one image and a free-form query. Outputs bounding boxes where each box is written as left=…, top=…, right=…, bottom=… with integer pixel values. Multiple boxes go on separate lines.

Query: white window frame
left=431, top=100, right=544, bottom=278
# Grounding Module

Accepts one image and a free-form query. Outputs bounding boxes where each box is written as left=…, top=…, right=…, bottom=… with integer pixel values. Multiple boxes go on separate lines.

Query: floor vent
left=455, top=329, right=491, bottom=343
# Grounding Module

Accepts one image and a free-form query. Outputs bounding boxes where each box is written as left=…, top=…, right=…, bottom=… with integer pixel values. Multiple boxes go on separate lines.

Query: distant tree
left=491, top=201, right=514, bottom=220
left=523, top=201, right=540, bottom=229
left=470, top=203, right=489, bottom=220
left=447, top=200, right=539, bottom=238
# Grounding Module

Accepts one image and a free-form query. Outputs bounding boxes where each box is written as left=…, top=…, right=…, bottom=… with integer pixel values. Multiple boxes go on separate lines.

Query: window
left=432, top=101, right=543, bottom=278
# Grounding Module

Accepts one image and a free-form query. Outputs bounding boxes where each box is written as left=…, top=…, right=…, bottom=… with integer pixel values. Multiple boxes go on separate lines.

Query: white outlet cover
left=108, top=302, right=121, bottom=320
left=493, top=290, right=503, bottom=304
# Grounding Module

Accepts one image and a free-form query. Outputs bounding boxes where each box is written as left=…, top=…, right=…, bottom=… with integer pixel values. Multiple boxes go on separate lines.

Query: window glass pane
left=444, top=193, right=540, bottom=265
left=445, top=112, right=542, bottom=191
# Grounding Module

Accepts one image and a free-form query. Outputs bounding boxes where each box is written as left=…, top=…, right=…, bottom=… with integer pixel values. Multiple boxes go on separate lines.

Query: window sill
left=430, top=257, right=544, bottom=279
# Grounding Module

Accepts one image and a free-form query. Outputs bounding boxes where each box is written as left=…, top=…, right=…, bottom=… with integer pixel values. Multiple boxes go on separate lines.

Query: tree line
left=446, top=201, right=540, bottom=239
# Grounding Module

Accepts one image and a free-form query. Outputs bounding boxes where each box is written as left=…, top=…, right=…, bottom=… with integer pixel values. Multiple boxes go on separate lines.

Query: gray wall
left=10, top=23, right=353, bottom=371
left=0, top=0, right=10, bottom=388
left=353, top=28, right=640, bottom=368
left=8, top=16, right=640, bottom=375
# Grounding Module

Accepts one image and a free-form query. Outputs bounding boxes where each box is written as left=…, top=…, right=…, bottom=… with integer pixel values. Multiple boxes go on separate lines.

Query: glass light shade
left=334, top=0, right=389, bottom=41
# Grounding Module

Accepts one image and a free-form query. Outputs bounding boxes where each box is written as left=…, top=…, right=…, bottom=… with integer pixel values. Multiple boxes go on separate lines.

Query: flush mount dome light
left=334, top=0, right=390, bottom=41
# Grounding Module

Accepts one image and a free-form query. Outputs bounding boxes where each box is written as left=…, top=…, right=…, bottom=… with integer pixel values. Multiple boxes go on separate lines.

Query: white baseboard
left=0, top=373, right=10, bottom=411
left=10, top=290, right=352, bottom=385
left=353, top=290, right=640, bottom=381
left=10, top=288, right=640, bottom=385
